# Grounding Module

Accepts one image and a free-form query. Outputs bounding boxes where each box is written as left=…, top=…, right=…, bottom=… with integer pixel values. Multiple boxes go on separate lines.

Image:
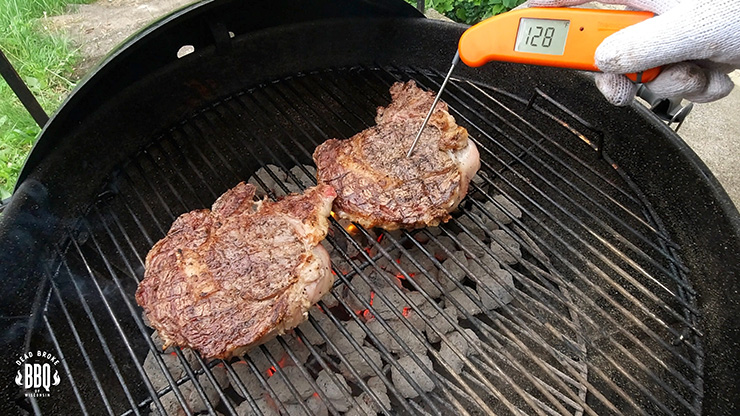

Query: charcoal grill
left=1, top=0, right=738, bottom=415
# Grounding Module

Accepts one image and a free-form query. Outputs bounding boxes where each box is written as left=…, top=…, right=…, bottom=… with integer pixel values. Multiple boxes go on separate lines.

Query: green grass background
left=0, top=0, right=91, bottom=200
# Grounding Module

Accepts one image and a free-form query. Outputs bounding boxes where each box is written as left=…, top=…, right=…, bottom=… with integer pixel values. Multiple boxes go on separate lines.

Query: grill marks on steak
left=313, top=80, right=480, bottom=230
left=135, top=183, right=336, bottom=359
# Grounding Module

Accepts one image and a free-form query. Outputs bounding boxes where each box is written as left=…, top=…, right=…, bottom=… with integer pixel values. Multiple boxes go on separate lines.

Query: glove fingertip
left=686, top=71, right=736, bottom=103
left=595, top=73, right=638, bottom=106
left=594, top=35, right=641, bottom=74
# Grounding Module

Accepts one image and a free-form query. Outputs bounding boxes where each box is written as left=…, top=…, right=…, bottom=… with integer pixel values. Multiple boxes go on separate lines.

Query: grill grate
left=30, top=66, right=702, bottom=415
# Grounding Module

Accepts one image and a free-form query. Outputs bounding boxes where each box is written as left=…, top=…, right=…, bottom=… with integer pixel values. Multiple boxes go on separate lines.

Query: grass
left=0, top=0, right=92, bottom=199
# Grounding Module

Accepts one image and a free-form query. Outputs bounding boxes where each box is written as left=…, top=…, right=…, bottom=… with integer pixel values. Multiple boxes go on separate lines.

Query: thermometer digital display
left=514, top=18, right=570, bottom=56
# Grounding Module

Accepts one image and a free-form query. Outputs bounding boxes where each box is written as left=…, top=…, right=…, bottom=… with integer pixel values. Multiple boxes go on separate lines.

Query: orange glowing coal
left=358, top=292, right=376, bottom=320
left=265, top=353, right=291, bottom=377
left=331, top=211, right=359, bottom=234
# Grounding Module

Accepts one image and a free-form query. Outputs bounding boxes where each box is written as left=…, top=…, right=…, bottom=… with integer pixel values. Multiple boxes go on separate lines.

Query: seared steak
left=135, top=182, right=336, bottom=359
left=313, top=80, right=480, bottom=230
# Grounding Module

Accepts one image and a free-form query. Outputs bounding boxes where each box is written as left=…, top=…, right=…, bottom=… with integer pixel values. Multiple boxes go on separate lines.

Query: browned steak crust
left=313, top=80, right=478, bottom=230
left=135, top=183, right=336, bottom=359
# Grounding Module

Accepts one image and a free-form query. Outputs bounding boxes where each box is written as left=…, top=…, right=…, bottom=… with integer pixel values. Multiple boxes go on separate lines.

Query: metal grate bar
left=85, top=202, right=232, bottom=415
left=243, top=76, right=592, bottom=416
left=326, top=230, right=519, bottom=415
left=388, top=228, right=598, bottom=415
left=462, top=185, right=703, bottom=408
left=256, top=345, right=315, bottom=416
left=115, top=169, right=167, bottom=238
left=138, top=146, right=197, bottom=212
left=467, top=78, right=693, bottom=283
left=198, top=98, right=458, bottom=414
left=219, top=361, right=262, bottom=415
left=38, top=67, right=705, bottom=416
left=406, top=68, right=698, bottom=309
left=468, top=171, right=703, bottom=360
left=457, top=195, right=703, bottom=383
left=432, top=81, right=704, bottom=340
left=358, top=68, right=700, bottom=412
left=42, top=311, right=88, bottom=414
left=462, top=182, right=704, bottom=386
left=75, top=226, right=207, bottom=415
left=461, top=367, right=563, bottom=416
left=409, top=67, right=687, bottom=277
left=51, top=253, right=143, bottom=415
left=472, top=81, right=672, bottom=246
left=197, top=97, right=434, bottom=412
left=263, top=70, right=621, bottom=415
left=63, top=234, right=182, bottom=415
left=222, top=91, right=485, bottom=415
left=240, top=80, right=537, bottom=415
left=291, top=324, right=375, bottom=415
left=218, top=84, right=523, bottom=415
left=356, top=68, right=692, bottom=410
left=241, top=351, right=293, bottom=415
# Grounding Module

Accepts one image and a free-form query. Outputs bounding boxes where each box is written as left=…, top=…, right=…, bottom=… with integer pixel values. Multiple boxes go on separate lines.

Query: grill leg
left=0, top=48, right=49, bottom=128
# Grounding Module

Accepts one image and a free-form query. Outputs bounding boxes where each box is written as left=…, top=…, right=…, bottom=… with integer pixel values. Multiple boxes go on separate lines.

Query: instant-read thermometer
left=407, top=7, right=662, bottom=156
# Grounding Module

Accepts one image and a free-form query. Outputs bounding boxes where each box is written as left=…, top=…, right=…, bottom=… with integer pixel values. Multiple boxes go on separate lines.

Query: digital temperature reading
left=514, top=18, right=570, bottom=55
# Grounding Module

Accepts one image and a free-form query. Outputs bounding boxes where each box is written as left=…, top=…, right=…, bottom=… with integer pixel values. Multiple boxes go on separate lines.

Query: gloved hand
left=523, top=0, right=740, bottom=105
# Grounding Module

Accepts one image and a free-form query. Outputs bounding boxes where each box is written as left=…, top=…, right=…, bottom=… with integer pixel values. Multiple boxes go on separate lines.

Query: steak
left=135, top=182, right=336, bottom=359
left=313, top=80, right=480, bottom=230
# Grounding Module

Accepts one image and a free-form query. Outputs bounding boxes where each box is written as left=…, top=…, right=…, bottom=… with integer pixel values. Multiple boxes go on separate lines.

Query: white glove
left=524, top=0, right=740, bottom=105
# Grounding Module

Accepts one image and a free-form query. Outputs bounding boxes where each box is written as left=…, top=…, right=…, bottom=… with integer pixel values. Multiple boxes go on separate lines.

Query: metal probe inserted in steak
left=408, top=52, right=460, bottom=157
left=314, top=80, right=480, bottom=230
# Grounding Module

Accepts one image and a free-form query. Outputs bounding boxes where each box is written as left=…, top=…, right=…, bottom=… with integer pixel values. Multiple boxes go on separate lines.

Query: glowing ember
left=361, top=292, right=376, bottom=320
left=277, top=355, right=290, bottom=368
left=402, top=307, right=411, bottom=317
left=266, top=366, right=276, bottom=377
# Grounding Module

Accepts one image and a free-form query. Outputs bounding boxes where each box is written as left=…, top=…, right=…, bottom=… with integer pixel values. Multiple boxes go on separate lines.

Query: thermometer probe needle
left=407, top=52, right=460, bottom=157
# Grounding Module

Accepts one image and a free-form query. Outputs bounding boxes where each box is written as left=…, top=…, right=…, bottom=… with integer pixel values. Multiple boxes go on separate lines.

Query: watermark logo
left=14, top=351, right=61, bottom=398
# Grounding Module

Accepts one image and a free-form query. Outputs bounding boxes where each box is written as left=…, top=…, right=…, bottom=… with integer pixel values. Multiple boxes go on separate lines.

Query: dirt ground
left=45, top=0, right=195, bottom=77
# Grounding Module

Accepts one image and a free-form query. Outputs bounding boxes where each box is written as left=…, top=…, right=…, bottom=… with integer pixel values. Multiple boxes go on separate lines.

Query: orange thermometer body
left=407, top=8, right=662, bottom=156
left=458, top=7, right=661, bottom=82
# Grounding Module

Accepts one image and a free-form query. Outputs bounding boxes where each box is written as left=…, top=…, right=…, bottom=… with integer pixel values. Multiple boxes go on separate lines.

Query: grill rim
left=0, top=2, right=738, bottom=414
left=20, top=68, right=709, bottom=415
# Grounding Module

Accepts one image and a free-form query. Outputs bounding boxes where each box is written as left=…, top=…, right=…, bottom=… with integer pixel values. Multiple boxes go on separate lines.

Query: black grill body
left=1, top=0, right=738, bottom=415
